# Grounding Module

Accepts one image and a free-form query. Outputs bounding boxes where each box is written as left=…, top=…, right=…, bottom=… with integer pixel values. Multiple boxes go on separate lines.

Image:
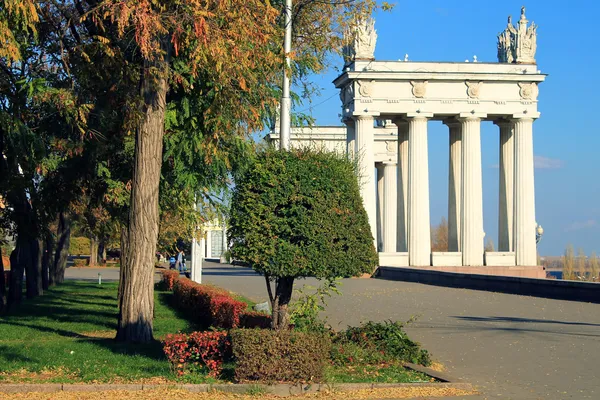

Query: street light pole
left=279, top=0, right=292, bottom=150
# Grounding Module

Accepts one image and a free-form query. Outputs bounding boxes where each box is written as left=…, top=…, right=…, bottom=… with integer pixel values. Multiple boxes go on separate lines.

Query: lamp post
left=535, top=223, right=544, bottom=245
left=279, top=0, right=292, bottom=150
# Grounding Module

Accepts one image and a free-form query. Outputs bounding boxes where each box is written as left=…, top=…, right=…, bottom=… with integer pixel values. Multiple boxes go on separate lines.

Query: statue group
left=498, top=7, right=538, bottom=64
left=342, top=7, right=537, bottom=66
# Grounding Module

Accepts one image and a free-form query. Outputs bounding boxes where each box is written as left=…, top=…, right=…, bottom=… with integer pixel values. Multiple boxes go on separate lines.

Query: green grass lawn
left=0, top=281, right=208, bottom=383
left=325, top=364, right=433, bottom=384
left=0, top=280, right=435, bottom=385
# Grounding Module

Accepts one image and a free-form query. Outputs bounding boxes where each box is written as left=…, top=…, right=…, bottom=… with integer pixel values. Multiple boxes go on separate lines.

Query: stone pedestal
left=460, top=114, right=485, bottom=266
left=407, top=114, right=431, bottom=266
left=513, top=116, right=537, bottom=266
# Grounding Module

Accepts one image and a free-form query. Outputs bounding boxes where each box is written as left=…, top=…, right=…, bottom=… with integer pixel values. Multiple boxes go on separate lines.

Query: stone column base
left=392, top=265, right=546, bottom=279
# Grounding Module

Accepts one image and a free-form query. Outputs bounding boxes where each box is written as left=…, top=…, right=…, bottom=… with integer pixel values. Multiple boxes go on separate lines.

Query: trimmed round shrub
left=228, top=148, right=378, bottom=328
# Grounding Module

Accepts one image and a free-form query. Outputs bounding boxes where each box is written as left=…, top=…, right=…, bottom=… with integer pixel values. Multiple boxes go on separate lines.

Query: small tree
left=485, top=238, right=495, bottom=252
left=562, top=244, right=575, bottom=281
left=229, top=148, right=378, bottom=330
left=430, top=217, right=448, bottom=252
left=590, top=252, right=599, bottom=282
left=576, top=248, right=586, bottom=280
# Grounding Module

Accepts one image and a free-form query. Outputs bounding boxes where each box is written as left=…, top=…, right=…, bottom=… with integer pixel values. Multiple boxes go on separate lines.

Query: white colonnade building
left=270, top=8, right=545, bottom=276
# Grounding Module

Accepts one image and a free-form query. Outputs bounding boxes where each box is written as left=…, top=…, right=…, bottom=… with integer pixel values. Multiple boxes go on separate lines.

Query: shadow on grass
left=155, top=290, right=206, bottom=333
left=0, top=282, right=176, bottom=369
left=0, top=345, right=36, bottom=363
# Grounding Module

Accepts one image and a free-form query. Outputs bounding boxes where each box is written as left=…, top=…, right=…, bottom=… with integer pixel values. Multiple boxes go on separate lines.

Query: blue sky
left=294, top=0, right=600, bottom=256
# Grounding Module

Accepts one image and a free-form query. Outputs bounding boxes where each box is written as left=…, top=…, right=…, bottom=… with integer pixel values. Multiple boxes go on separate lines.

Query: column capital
left=458, top=112, right=487, bottom=120
left=512, top=112, right=540, bottom=120
left=382, top=160, right=397, bottom=167
left=392, top=117, right=408, bottom=127
left=493, top=118, right=513, bottom=128
left=406, top=111, right=433, bottom=119
left=342, top=117, right=355, bottom=126
left=352, top=112, right=380, bottom=120
left=443, top=118, right=461, bottom=128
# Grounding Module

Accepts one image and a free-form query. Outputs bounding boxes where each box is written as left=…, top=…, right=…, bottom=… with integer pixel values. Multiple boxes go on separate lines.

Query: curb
left=0, top=382, right=474, bottom=396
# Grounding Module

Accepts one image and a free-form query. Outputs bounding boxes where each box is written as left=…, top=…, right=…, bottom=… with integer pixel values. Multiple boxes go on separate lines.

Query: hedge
left=230, top=329, right=331, bottom=383
left=163, top=331, right=231, bottom=377
left=159, top=270, right=271, bottom=329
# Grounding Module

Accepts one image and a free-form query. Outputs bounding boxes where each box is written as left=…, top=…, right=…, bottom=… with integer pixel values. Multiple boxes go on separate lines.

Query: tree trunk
left=42, top=235, right=53, bottom=291
left=118, top=225, right=128, bottom=304
left=24, top=238, right=40, bottom=298
left=8, top=242, right=27, bottom=306
left=26, top=238, right=43, bottom=297
left=51, top=212, right=71, bottom=286
left=0, top=247, right=6, bottom=314
left=270, top=276, right=294, bottom=330
left=89, top=235, right=98, bottom=267
left=98, top=239, right=106, bottom=265
left=116, top=53, right=168, bottom=343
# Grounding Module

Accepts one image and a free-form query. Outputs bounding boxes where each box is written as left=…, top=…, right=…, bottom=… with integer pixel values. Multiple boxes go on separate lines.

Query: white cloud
left=565, top=219, right=597, bottom=232
left=490, top=155, right=564, bottom=170
left=534, top=156, right=564, bottom=170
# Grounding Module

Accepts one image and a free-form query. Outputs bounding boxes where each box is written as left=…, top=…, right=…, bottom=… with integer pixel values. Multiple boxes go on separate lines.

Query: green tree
left=228, top=148, right=378, bottom=330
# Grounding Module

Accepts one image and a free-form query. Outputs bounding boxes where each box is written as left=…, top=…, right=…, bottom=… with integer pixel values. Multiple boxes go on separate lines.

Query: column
left=459, top=113, right=486, bottom=266
left=191, top=236, right=204, bottom=283
left=355, top=115, right=377, bottom=247
left=407, top=114, right=432, bottom=266
left=345, top=119, right=356, bottom=156
left=206, top=230, right=212, bottom=258
left=445, top=120, right=462, bottom=252
left=395, top=119, right=409, bottom=252
left=220, top=224, right=227, bottom=263
left=513, top=116, right=537, bottom=266
left=495, top=119, right=514, bottom=252
left=383, top=162, right=398, bottom=252
left=376, top=163, right=385, bottom=251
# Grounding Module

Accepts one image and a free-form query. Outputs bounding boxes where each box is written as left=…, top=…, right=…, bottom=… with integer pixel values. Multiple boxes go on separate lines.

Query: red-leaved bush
left=163, top=331, right=231, bottom=377
left=161, top=271, right=247, bottom=329
left=160, top=270, right=179, bottom=291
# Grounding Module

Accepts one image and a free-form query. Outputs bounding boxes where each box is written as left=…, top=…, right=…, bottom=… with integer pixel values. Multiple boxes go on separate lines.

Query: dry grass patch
left=0, top=387, right=479, bottom=399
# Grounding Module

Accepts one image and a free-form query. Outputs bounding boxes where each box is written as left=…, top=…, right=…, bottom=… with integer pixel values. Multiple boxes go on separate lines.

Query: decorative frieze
left=518, top=82, right=538, bottom=100
left=410, top=81, right=427, bottom=98
left=465, top=81, right=482, bottom=99
left=358, top=80, right=374, bottom=97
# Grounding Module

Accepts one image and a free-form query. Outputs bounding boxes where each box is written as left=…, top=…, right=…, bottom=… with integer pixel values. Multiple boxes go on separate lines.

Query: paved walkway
left=66, top=262, right=600, bottom=399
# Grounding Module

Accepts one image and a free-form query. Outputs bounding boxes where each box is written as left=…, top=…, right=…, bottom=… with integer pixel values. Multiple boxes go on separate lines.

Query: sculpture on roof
left=342, top=16, right=377, bottom=64
left=497, top=7, right=537, bottom=64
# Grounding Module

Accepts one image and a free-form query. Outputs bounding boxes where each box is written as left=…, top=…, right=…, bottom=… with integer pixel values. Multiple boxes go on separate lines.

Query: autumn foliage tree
left=2, top=0, right=388, bottom=341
